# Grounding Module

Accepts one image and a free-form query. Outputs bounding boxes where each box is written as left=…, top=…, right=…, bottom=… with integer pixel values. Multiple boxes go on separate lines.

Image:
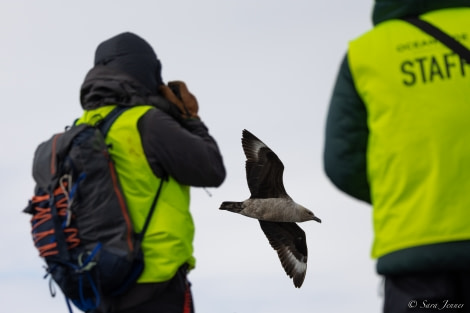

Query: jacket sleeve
left=323, top=53, right=371, bottom=203
left=138, top=108, right=226, bottom=187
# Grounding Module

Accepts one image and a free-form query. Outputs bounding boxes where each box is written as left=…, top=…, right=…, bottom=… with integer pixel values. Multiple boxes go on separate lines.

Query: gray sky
left=1, top=1, right=382, bottom=312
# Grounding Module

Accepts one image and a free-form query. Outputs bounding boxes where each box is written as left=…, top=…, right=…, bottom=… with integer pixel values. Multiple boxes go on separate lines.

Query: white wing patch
left=278, top=246, right=307, bottom=287
left=250, top=139, right=267, bottom=162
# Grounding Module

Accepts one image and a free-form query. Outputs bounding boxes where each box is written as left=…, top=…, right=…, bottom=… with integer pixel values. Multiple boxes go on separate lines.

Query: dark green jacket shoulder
left=324, top=56, right=370, bottom=203
left=373, top=0, right=470, bottom=25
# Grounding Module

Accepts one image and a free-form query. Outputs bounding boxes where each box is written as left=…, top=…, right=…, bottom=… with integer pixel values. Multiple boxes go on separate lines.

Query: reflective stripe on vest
left=76, top=105, right=194, bottom=282
left=348, top=8, right=470, bottom=259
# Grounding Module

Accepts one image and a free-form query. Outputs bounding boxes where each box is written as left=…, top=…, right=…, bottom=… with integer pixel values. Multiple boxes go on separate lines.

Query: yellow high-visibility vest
left=348, top=8, right=470, bottom=259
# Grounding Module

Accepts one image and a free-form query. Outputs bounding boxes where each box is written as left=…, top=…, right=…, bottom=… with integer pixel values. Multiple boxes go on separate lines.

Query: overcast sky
left=1, top=1, right=382, bottom=312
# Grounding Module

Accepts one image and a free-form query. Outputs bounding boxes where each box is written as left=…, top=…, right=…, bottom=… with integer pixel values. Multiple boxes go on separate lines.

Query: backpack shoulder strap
left=97, top=105, right=166, bottom=247
left=97, top=106, right=129, bottom=137
left=127, top=177, right=164, bottom=260
left=401, top=16, right=470, bottom=63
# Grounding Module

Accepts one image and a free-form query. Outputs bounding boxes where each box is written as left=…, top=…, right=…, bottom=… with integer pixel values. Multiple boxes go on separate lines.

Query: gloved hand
left=159, top=81, right=199, bottom=119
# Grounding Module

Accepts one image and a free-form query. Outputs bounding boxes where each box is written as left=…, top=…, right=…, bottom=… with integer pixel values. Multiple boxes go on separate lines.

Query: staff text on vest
left=401, top=52, right=468, bottom=86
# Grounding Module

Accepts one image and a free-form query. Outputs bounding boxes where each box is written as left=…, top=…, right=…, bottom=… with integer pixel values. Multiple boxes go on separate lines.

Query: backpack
left=23, top=106, right=164, bottom=312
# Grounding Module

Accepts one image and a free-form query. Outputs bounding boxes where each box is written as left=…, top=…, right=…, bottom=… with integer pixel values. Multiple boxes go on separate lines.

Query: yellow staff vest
left=348, top=8, right=470, bottom=259
left=76, top=105, right=194, bottom=282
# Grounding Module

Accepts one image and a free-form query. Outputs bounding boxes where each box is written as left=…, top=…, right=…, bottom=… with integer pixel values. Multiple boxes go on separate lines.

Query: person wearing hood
left=77, top=32, right=226, bottom=313
left=324, top=1, right=470, bottom=311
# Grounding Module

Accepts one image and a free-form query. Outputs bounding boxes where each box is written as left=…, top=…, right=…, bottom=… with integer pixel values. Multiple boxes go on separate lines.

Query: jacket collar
left=373, top=0, right=470, bottom=25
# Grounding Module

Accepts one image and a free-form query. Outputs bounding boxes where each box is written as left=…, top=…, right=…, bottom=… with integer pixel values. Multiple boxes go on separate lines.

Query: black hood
left=93, top=32, right=163, bottom=94
left=373, top=0, right=470, bottom=25
left=80, top=66, right=183, bottom=122
left=80, top=66, right=151, bottom=109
